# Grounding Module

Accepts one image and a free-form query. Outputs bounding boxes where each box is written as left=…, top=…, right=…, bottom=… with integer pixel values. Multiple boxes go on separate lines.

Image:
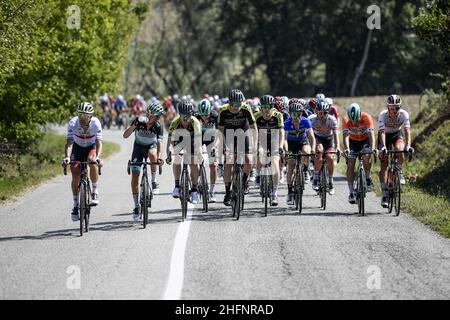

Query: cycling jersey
left=342, top=112, right=374, bottom=141
left=168, top=115, right=202, bottom=138
left=254, top=110, right=284, bottom=150
left=284, top=117, right=312, bottom=142
left=378, top=109, right=410, bottom=134
left=218, top=103, right=255, bottom=130
left=330, top=105, right=339, bottom=122
left=67, top=116, right=102, bottom=148
left=195, top=113, right=218, bottom=146
left=308, top=114, right=338, bottom=138
left=134, top=120, right=164, bottom=146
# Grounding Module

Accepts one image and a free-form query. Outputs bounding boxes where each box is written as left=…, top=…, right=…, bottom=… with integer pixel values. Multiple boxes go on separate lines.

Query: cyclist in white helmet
left=62, top=102, right=103, bottom=222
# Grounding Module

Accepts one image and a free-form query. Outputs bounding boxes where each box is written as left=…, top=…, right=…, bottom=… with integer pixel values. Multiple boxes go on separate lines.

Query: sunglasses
left=291, top=112, right=300, bottom=119
left=389, top=105, right=401, bottom=110
left=261, top=104, right=273, bottom=110
left=181, top=114, right=192, bottom=120
left=79, top=113, right=92, bottom=121
left=231, top=102, right=241, bottom=108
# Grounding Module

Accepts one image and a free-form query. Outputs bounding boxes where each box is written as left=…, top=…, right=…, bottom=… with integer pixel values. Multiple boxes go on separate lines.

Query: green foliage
left=0, top=0, right=144, bottom=149
left=412, top=0, right=450, bottom=102
left=126, top=0, right=445, bottom=98
left=0, top=133, right=120, bottom=203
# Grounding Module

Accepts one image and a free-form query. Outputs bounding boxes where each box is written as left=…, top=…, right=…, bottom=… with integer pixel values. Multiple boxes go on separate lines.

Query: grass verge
left=336, top=157, right=450, bottom=238
left=0, top=133, right=120, bottom=205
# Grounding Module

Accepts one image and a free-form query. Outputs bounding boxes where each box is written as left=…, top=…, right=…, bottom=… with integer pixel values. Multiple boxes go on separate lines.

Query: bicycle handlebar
left=385, top=150, right=413, bottom=162
left=63, top=161, right=102, bottom=176
left=318, top=150, right=340, bottom=163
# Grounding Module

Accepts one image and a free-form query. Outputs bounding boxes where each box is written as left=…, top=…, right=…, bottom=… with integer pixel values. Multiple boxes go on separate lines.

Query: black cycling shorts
left=287, top=139, right=309, bottom=156
left=350, top=138, right=370, bottom=154
left=130, top=142, right=157, bottom=171
left=315, top=135, right=334, bottom=151
left=378, top=130, right=404, bottom=150
left=70, top=143, right=96, bottom=163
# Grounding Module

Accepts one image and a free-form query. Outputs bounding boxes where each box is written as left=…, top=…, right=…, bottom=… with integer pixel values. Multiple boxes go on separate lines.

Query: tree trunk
left=350, top=28, right=373, bottom=97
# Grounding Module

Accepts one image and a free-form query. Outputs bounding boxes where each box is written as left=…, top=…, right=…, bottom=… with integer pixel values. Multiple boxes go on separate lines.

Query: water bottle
left=138, top=115, right=148, bottom=123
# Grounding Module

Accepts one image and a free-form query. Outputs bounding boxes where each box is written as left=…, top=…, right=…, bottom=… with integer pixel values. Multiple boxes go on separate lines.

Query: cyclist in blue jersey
left=284, top=101, right=316, bottom=205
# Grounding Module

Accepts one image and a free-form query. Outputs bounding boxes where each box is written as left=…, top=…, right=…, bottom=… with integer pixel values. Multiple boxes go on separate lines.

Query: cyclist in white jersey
left=378, top=94, right=414, bottom=208
left=308, top=100, right=340, bottom=195
left=62, top=102, right=103, bottom=221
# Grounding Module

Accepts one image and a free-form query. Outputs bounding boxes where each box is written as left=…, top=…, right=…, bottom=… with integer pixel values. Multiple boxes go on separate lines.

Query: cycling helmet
left=147, top=102, right=164, bottom=116
left=308, top=98, right=317, bottom=110
left=77, top=102, right=94, bottom=114
left=178, top=100, right=195, bottom=116
left=387, top=94, right=402, bottom=106
left=289, top=98, right=298, bottom=107
left=197, top=99, right=212, bottom=116
left=228, top=89, right=245, bottom=103
left=289, top=101, right=304, bottom=113
left=250, top=99, right=261, bottom=112
left=326, top=98, right=333, bottom=105
left=281, top=96, right=289, bottom=108
left=260, top=95, right=275, bottom=107
left=298, top=98, right=307, bottom=108
left=316, top=100, right=330, bottom=113
left=316, top=93, right=326, bottom=102
left=275, top=99, right=284, bottom=112
left=347, top=103, right=361, bottom=122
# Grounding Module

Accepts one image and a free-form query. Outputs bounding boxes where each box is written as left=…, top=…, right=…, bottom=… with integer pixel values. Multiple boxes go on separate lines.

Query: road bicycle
left=64, top=161, right=101, bottom=236
left=385, top=150, right=413, bottom=216
left=231, top=151, right=246, bottom=220
left=288, top=151, right=315, bottom=214
left=345, top=150, right=376, bottom=216
left=198, top=149, right=215, bottom=213
left=128, top=158, right=163, bottom=228
left=259, top=149, right=273, bottom=217
left=316, top=150, right=340, bottom=211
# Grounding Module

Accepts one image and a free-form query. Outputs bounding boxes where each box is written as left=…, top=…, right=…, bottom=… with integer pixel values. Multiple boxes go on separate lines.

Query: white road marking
left=163, top=203, right=194, bottom=300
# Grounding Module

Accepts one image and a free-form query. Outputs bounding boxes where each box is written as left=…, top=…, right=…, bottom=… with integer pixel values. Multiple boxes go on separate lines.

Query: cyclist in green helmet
left=195, top=99, right=220, bottom=202
left=123, top=101, right=165, bottom=221
left=342, top=103, right=377, bottom=204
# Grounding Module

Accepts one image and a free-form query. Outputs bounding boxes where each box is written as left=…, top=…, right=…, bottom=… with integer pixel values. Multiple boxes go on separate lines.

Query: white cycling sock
left=151, top=172, right=157, bottom=183
left=313, top=172, right=319, bottom=180
left=272, top=185, right=278, bottom=197
left=328, top=175, right=334, bottom=184
left=348, top=182, right=354, bottom=193
left=210, top=184, right=215, bottom=193
left=133, top=194, right=139, bottom=208
left=73, top=195, right=79, bottom=208
left=92, top=183, right=98, bottom=194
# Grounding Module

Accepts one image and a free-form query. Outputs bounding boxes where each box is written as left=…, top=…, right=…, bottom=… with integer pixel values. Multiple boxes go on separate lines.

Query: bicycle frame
left=316, top=151, right=340, bottom=211
left=64, top=161, right=100, bottom=236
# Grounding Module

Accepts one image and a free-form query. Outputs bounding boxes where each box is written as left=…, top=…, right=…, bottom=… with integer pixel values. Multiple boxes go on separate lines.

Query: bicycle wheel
left=293, top=167, right=300, bottom=210
left=236, top=169, right=243, bottom=220
left=180, top=170, right=188, bottom=221
left=298, top=165, right=304, bottom=214
left=358, top=168, right=365, bottom=216
left=142, top=174, right=149, bottom=228
left=394, top=171, right=401, bottom=216
left=388, top=170, right=394, bottom=213
left=320, top=167, right=327, bottom=210
left=240, top=169, right=245, bottom=212
left=200, top=164, right=208, bottom=212
left=85, top=180, right=92, bottom=233
left=79, top=181, right=87, bottom=236
left=262, top=174, right=268, bottom=217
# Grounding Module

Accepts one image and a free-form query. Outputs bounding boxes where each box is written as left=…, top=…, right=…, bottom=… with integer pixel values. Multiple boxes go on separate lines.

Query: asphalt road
left=0, top=127, right=449, bottom=299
